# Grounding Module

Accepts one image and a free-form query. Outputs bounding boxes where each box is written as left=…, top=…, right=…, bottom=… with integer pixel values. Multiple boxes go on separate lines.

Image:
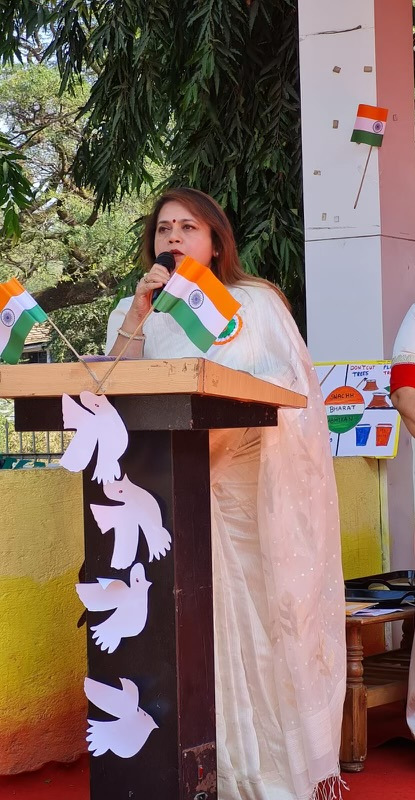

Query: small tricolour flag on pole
left=351, top=104, right=388, bottom=147
left=152, top=256, right=241, bottom=352
left=0, top=278, right=48, bottom=364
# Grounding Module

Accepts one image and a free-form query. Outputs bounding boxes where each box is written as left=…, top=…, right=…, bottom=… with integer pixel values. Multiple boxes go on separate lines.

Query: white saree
left=106, top=283, right=347, bottom=800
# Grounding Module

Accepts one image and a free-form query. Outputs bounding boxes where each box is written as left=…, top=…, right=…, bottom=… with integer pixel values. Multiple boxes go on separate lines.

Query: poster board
left=315, top=361, right=400, bottom=458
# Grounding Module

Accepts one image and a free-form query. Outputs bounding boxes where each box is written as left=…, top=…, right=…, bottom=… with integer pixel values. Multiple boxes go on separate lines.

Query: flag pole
left=319, top=364, right=336, bottom=387
left=93, top=305, right=155, bottom=395
left=47, top=317, right=100, bottom=384
left=353, top=145, right=373, bottom=209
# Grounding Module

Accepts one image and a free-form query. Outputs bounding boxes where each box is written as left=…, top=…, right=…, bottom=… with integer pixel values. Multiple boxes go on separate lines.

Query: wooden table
left=340, top=607, right=415, bottom=772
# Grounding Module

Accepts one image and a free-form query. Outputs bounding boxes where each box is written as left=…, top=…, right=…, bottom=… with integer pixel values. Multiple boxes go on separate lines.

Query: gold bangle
left=117, top=327, right=145, bottom=341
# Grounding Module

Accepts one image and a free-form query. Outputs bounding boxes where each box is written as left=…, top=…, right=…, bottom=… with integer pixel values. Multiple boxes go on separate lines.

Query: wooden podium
left=0, top=358, right=306, bottom=800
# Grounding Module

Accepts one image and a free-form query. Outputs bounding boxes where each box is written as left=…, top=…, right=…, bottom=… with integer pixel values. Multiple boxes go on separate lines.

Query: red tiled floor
left=0, top=743, right=414, bottom=800
left=0, top=704, right=413, bottom=800
left=345, top=739, right=415, bottom=799
left=0, top=755, right=89, bottom=799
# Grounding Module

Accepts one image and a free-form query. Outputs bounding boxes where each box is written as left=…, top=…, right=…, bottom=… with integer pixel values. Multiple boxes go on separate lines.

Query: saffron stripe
left=176, top=257, right=240, bottom=320
left=356, top=104, right=388, bottom=122
left=0, top=278, right=26, bottom=311
left=154, top=292, right=216, bottom=352
left=0, top=287, right=46, bottom=316
left=156, top=271, right=229, bottom=334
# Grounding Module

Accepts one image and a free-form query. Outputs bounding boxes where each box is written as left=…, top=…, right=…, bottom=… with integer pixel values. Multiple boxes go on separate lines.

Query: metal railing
left=0, top=419, right=71, bottom=465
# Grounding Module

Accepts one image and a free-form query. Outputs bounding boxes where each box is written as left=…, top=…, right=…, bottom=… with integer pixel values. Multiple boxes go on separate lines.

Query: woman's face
left=154, top=200, right=214, bottom=268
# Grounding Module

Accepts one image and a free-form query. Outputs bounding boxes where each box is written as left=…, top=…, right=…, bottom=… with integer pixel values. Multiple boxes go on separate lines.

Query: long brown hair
left=142, top=187, right=290, bottom=309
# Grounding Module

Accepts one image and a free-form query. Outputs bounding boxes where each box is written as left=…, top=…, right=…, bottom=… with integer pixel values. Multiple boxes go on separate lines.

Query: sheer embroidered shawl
left=106, top=283, right=346, bottom=799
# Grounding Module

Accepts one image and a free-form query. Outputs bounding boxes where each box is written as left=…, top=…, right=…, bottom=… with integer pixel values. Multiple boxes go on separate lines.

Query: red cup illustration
left=376, top=423, right=393, bottom=447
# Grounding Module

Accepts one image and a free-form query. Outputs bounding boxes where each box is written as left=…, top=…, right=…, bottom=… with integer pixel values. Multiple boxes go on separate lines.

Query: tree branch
left=34, top=273, right=120, bottom=313
left=13, top=110, right=79, bottom=150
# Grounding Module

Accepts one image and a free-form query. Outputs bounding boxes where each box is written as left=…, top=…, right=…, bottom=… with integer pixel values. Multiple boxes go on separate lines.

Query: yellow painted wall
left=1, top=456, right=385, bottom=774
left=335, top=456, right=386, bottom=655
left=334, top=457, right=385, bottom=580
left=0, top=469, right=86, bottom=774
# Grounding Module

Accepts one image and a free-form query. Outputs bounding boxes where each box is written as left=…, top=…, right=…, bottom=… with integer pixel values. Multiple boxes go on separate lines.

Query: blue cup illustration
left=355, top=423, right=371, bottom=446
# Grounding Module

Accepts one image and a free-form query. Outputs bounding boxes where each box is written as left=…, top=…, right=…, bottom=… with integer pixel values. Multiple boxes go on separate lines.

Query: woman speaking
left=106, top=187, right=346, bottom=800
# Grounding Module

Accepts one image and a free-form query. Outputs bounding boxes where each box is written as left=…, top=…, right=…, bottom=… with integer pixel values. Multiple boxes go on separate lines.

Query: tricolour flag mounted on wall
left=351, top=104, right=388, bottom=147
left=152, top=256, right=241, bottom=352
left=0, top=278, right=48, bottom=364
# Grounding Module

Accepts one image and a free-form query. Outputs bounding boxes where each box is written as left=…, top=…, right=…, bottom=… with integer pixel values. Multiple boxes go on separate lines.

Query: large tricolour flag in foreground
left=152, top=256, right=241, bottom=352
left=351, top=104, right=388, bottom=147
left=0, top=278, right=48, bottom=364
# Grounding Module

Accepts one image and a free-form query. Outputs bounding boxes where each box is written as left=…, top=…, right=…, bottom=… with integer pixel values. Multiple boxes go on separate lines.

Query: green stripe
left=351, top=130, right=383, bottom=147
left=154, top=291, right=216, bottom=352
left=1, top=308, right=46, bottom=364
left=29, top=303, right=48, bottom=323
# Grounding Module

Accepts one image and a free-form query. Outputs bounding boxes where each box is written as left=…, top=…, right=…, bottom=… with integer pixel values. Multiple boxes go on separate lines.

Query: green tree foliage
left=0, top=0, right=304, bottom=314
left=0, top=133, right=33, bottom=241
left=0, top=64, right=139, bottom=309
left=0, top=63, right=145, bottom=354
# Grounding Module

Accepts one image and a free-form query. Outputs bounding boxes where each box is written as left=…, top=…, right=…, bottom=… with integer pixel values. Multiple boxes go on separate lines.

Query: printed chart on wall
left=315, top=361, right=400, bottom=458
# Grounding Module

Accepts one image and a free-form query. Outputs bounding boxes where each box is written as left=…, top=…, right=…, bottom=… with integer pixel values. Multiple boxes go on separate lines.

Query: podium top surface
left=0, top=358, right=306, bottom=409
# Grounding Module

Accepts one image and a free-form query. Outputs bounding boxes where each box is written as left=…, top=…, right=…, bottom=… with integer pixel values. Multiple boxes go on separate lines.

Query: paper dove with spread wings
left=60, top=391, right=128, bottom=484
left=85, top=677, right=158, bottom=758
left=75, top=563, right=151, bottom=654
left=90, top=474, right=171, bottom=569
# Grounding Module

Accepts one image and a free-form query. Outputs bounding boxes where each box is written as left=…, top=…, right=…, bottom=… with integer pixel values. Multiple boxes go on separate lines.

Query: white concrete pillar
left=298, top=0, right=415, bottom=568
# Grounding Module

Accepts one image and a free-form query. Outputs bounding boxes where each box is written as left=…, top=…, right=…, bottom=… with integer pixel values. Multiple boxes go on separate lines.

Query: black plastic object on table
left=345, top=570, right=415, bottom=608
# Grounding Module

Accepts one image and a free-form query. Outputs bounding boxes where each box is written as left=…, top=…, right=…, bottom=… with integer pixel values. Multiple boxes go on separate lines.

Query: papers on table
left=346, top=601, right=413, bottom=616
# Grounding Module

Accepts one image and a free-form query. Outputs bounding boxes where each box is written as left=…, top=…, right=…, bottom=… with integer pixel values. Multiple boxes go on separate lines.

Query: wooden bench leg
left=401, top=615, right=415, bottom=651
left=340, top=623, right=367, bottom=772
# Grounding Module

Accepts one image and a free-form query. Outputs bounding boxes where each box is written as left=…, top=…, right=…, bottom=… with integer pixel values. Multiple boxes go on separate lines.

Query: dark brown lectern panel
left=83, top=430, right=215, bottom=800
left=14, top=394, right=277, bottom=432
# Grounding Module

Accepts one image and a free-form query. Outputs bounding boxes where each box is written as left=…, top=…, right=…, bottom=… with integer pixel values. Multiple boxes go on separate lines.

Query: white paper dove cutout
left=75, top=563, right=152, bottom=654
left=90, top=474, right=172, bottom=568
left=60, top=391, right=128, bottom=484
left=85, top=677, right=158, bottom=758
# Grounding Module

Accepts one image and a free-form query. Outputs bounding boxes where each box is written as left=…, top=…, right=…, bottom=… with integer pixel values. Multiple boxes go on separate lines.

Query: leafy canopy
left=0, top=62, right=143, bottom=355
left=0, top=0, right=303, bottom=310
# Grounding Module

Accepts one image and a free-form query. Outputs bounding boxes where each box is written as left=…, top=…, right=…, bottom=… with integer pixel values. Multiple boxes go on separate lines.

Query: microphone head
left=151, top=251, right=176, bottom=311
left=155, top=251, right=175, bottom=272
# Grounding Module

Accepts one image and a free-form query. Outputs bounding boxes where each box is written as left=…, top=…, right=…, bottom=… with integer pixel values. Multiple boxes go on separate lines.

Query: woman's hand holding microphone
left=109, top=252, right=175, bottom=358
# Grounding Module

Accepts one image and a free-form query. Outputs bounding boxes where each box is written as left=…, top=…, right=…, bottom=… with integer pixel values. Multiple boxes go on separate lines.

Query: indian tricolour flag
left=0, top=278, right=48, bottom=364
left=351, top=104, right=388, bottom=147
left=152, top=256, right=241, bottom=352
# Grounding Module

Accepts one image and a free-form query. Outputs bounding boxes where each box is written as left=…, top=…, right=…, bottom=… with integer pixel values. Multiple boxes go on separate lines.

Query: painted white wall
left=299, top=0, right=373, bottom=34
left=300, top=23, right=380, bottom=241
left=305, top=237, right=383, bottom=361
left=298, top=0, right=415, bottom=572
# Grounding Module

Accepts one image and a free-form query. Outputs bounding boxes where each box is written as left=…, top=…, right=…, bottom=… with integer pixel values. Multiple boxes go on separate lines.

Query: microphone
left=152, top=251, right=175, bottom=311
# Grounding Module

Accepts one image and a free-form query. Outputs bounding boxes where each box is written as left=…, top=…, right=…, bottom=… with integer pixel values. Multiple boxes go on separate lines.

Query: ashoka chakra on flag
left=1, top=308, right=15, bottom=327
